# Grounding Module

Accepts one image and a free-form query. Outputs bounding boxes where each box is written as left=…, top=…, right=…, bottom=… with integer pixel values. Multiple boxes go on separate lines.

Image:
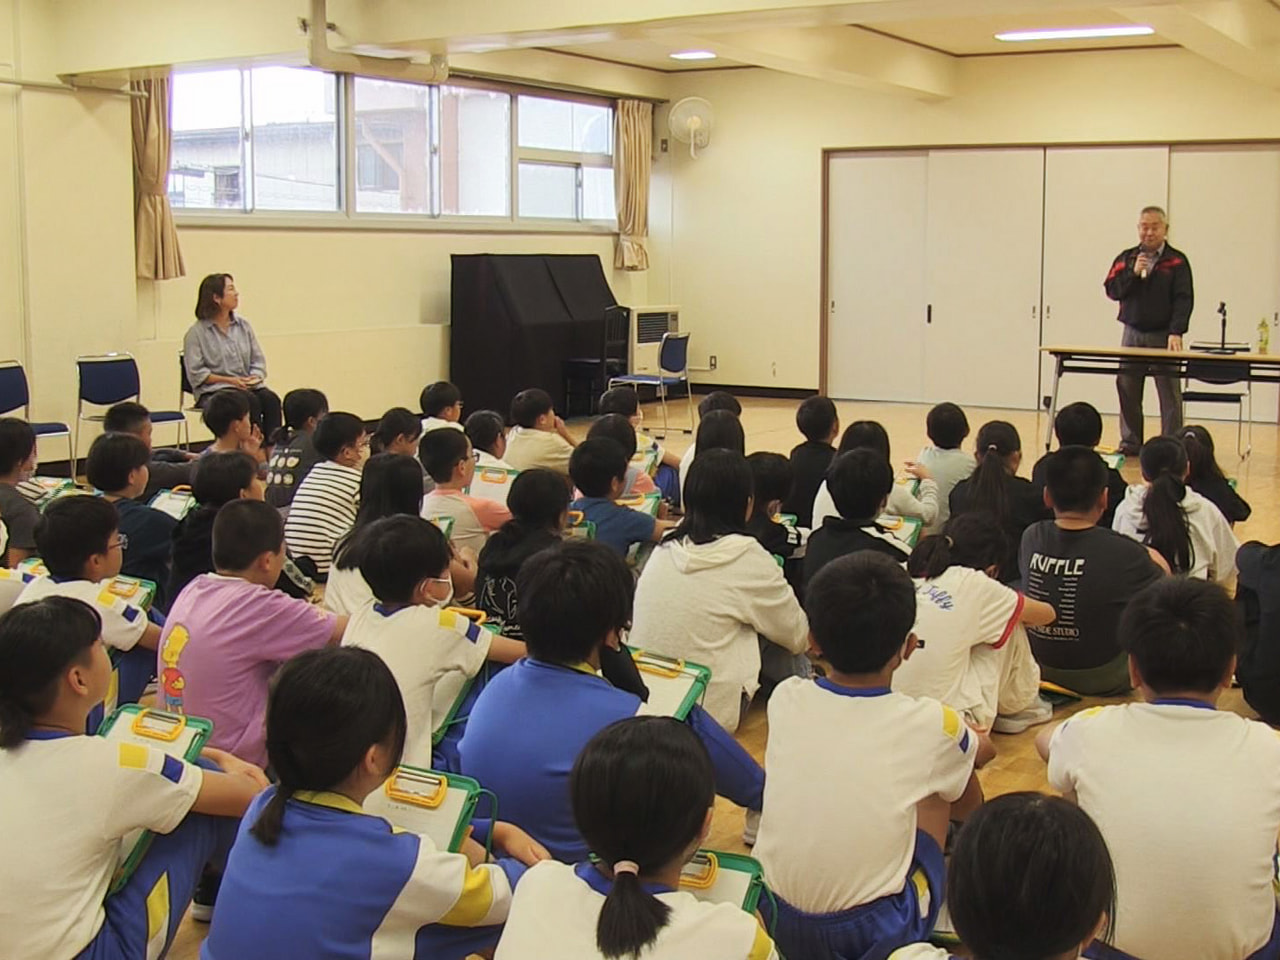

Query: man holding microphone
left=1105, top=205, right=1194, bottom=454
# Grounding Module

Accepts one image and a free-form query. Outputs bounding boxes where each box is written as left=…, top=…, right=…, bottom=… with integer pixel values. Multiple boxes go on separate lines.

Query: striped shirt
left=283, top=460, right=362, bottom=577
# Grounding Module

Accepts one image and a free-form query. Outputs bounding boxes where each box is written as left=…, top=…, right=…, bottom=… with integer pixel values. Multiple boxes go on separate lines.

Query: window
left=171, top=69, right=615, bottom=225
left=170, top=67, right=340, bottom=212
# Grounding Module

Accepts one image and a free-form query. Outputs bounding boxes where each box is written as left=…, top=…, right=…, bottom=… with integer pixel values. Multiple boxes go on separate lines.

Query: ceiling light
left=670, top=50, right=717, bottom=61
left=995, top=25, right=1155, bottom=42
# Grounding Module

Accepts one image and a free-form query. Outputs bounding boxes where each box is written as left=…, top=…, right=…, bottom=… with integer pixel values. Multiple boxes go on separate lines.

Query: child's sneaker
left=992, top=696, right=1054, bottom=735
left=190, top=867, right=222, bottom=922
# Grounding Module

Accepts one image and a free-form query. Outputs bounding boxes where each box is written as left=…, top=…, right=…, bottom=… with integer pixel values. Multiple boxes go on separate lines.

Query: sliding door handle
left=926, top=304, right=932, bottom=325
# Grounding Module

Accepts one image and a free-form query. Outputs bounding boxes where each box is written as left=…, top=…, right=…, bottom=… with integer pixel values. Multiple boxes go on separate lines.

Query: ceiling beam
left=670, top=25, right=956, bottom=99
left=1113, top=0, right=1280, bottom=88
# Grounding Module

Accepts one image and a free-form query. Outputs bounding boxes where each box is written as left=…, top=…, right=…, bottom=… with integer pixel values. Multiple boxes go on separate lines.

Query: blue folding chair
left=74, top=353, right=189, bottom=459
left=608, top=332, right=694, bottom=438
left=0, top=360, right=75, bottom=475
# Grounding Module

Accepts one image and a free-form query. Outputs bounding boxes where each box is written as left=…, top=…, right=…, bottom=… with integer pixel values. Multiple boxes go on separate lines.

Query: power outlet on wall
left=709, top=354, right=718, bottom=370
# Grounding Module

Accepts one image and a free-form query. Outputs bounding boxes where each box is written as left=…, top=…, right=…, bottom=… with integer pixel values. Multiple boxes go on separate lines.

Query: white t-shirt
left=342, top=603, right=492, bottom=766
left=812, top=478, right=939, bottom=530
left=754, top=679, right=977, bottom=914
left=283, top=460, right=363, bottom=577
left=494, top=860, right=779, bottom=960
left=420, top=417, right=464, bottom=435
left=1111, top=484, right=1239, bottom=583
left=476, top=450, right=515, bottom=471
left=0, top=733, right=202, bottom=958
left=1048, top=701, right=1280, bottom=960
left=893, top=566, right=1025, bottom=729
left=630, top=534, right=808, bottom=732
left=504, top=427, right=574, bottom=475
left=15, top=576, right=148, bottom=651
left=322, top=562, right=373, bottom=617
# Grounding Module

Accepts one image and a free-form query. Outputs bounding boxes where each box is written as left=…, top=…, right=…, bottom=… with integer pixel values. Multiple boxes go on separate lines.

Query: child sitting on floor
left=201, top=646, right=547, bottom=960
left=1182, top=424, right=1251, bottom=525
left=464, top=409, right=514, bottom=471
left=420, top=427, right=512, bottom=556
left=0, top=417, right=39, bottom=565
left=0, top=597, right=267, bottom=960
left=370, top=406, right=424, bottom=457
left=104, top=400, right=196, bottom=501
left=17, top=496, right=162, bottom=705
left=495, top=716, right=779, bottom=960
left=915, top=402, right=975, bottom=533
left=264, top=388, right=328, bottom=510
left=1030, top=402, right=1128, bottom=531
left=201, top=388, right=264, bottom=464
left=158, top=499, right=344, bottom=767
left=86, top=432, right=177, bottom=611
left=568, top=438, right=670, bottom=558
left=420, top=380, right=465, bottom=435
left=504, top=389, right=578, bottom=475
left=597, top=386, right=682, bottom=503
left=1040, top=577, right=1280, bottom=960
left=782, top=395, right=839, bottom=529
left=813, top=420, right=937, bottom=531
left=283, top=412, right=369, bottom=580
left=805, top=449, right=910, bottom=586
left=345, top=514, right=525, bottom=770
left=755, top=551, right=982, bottom=960
left=586, top=414, right=660, bottom=497
left=895, top=513, right=1056, bottom=753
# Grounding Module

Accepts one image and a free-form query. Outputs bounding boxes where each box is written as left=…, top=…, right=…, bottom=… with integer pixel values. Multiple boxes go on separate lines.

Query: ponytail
left=1180, top=425, right=1227, bottom=487
left=273, top=388, right=330, bottom=449
left=572, top=717, right=715, bottom=959
left=907, top=513, right=1008, bottom=580
left=969, top=421, right=1021, bottom=527
left=597, top=867, right=672, bottom=959
left=251, top=647, right=407, bottom=847
left=0, top=598, right=101, bottom=748
left=1139, top=437, right=1193, bottom=574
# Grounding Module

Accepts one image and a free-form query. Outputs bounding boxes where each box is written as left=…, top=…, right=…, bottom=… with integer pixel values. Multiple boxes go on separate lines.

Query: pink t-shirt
left=422, top=488, right=512, bottom=555
left=156, top=574, right=336, bottom=766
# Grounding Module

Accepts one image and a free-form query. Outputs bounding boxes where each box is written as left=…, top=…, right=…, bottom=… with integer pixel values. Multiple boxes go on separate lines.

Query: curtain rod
left=0, top=76, right=147, bottom=98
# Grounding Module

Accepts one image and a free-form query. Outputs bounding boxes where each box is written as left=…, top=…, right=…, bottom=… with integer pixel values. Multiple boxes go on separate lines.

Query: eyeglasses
left=470, top=451, right=481, bottom=462
left=109, top=534, right=129, bottom=551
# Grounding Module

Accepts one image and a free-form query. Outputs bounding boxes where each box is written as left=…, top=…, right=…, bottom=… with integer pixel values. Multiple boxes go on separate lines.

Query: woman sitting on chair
left=183, top=273, right=282, bottom=443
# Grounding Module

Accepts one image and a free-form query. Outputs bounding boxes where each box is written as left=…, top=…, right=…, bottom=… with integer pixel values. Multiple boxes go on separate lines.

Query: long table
left=1040, top=344, right=1280, bottom=452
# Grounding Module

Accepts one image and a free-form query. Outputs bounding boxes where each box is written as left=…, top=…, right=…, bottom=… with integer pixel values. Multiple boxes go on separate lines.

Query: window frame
left=171, top=66, right=618, bottom=234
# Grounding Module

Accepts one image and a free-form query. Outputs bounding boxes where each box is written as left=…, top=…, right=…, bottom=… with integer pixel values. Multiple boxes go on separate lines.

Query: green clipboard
left=679, top=850, right=767, bottom=913
left=631, top=447, right=660, bottom=478
left=431, top=670, right=477, bottom=746
left=97, top=706, right=212, bottom=894
left=617, top=492, right=662, bottom=518
left=566, top=511, right=597, bottom=539
left=896, top=476, right=922, bottom=497
left=628, top=647, right=711, bottom=720
left=877, top=514, right=923, bottom=548
left=929, top=901, right=962, bottom=948
left=16, top=560, right=157, bottom=612
left=148, top=487, right=197, bottom=520
left=15, top=475, right=74, bottom=507
left=467, top=467, right=520, bottom=506
left=363, top=765, right=481, bottom=853
left=428, top=515, right=456, bottom=539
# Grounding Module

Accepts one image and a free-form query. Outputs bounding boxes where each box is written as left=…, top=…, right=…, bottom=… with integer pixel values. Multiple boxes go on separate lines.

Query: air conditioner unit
left=627, top=306, right=680, bottom=374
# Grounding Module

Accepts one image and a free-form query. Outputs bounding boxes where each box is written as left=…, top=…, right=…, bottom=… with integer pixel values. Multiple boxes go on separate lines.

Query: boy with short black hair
left=159, top=499, right=343, bottom=766
left=85, top=433, right=177, bottom=610
left=598, top=387, right=683, bottom=494
left=103, top=400, right=194, bottom=500
left=585, top=414, right=659, bottom=497
left=915, top=402, right=975, bottom=532
left=756, top=551, right=981, bottom=960
left=504, top=388, right=577, bottom=475
left=460, top=539, right=765, bottom=862
left=344, top=514, right=525, bottom=768
left=1030, top=401, right=1128, bottom=530
left=783, top=396, right=838, bottom=528
left=283, top=412, right=368, bottom=580
left=568, top=438, right=669, bottom=557
left=464, top=410, right=513, bottom=470
left=0, top=417, right=39, bottom=565
left=1040, top=577, right=1280, bottom=960
left=201, top=388, right=262, bottom=462
left=16, top=496, right=162, bottom=704
left=420, top=428, right=512, bottom=555
left=1020, top=446, right=1165, bottom=696
left=420, top=381, right=465, bottom=435
left=804, top=449, right=910, bottom=585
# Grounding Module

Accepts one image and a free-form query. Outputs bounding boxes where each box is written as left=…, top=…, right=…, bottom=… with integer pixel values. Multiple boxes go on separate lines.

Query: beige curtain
left=131, top=75, right=185, bottom=280
left=613, top=100, right=653, bottom=271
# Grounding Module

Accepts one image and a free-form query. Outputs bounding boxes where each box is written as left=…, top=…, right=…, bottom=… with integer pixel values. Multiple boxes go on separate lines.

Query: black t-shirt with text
left=1019, top=521, right=1163, bottom=671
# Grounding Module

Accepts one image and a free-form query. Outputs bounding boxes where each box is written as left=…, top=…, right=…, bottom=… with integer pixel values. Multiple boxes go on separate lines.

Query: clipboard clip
left=130, top=709, right=186, bottom=742
left=679, top=851, right=719, bottom=889
left=385, top=768, right=448, bottom=809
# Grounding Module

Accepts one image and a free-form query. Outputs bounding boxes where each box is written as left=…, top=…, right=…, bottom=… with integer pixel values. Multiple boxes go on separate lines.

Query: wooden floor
left=169, top=397, right=1277, bottom=958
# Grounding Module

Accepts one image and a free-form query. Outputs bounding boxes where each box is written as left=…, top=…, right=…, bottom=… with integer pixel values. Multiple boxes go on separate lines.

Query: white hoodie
left=1112, top=483, right=1239, bottom=583
left=629, top=533, right=809, bottom=731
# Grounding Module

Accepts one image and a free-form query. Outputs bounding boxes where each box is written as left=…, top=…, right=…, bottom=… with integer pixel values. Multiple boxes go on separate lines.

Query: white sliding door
left=826, top=152, right=928, bottom=401
left=923, top=148, right=1044, bottom=409
left=1041, top=146, right=1170, bottom=417
left=1169, top=144, right=1280, bottom=423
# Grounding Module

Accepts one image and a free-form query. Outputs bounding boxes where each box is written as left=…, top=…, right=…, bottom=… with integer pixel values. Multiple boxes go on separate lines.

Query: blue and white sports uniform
left=202, top=788, right=523, bottom=960
left=0, top=731, right=234, bottom=960
left=459, top=658, right=765, bottom=862
left=754, top=678, right=977, bottom=960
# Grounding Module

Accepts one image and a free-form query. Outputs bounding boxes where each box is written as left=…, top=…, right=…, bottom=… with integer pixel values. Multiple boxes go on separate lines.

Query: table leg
left=1045, top=356, right=1064, bottom=452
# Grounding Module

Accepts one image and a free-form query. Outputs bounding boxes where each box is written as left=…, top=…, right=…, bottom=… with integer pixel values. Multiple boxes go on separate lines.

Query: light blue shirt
left=183, top=314, right=267, bottom=401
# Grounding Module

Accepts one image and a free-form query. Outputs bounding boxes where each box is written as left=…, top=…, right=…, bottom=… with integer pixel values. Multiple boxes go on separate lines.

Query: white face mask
left=423, top=577, right=454, bottom=609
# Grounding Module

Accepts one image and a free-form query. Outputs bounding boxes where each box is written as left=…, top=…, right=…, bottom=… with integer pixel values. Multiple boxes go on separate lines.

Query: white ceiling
left=867, top=9, right=1174, bottom=55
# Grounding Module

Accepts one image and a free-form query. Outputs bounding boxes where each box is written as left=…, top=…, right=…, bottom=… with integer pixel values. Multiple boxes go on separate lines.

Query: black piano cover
left=449, top=254, right=617, bottom=419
